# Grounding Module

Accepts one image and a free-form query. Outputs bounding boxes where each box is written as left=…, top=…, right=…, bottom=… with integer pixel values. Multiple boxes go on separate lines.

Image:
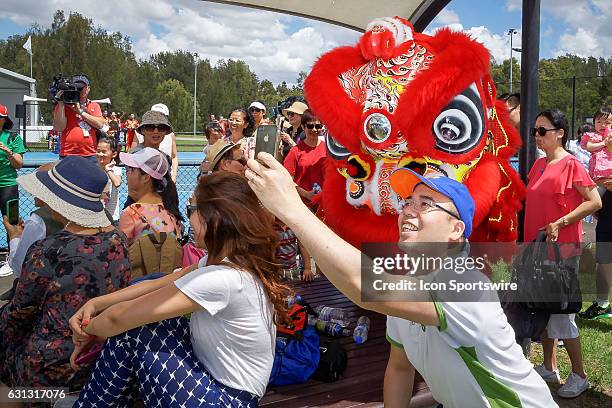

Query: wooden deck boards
left=261, top=277, right=437, bottom=408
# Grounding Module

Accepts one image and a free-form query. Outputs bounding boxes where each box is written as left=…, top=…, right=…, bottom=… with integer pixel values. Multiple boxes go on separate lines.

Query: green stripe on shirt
left=455, top=346, right=522, bottom=408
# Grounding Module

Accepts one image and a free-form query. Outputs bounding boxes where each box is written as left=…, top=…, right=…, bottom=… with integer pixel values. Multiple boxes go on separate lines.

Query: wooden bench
left=261, top=277, right=437, bottom=407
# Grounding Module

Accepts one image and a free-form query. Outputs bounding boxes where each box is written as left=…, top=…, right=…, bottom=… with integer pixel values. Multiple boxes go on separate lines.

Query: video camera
left=48, top=74, right=84, bottom=105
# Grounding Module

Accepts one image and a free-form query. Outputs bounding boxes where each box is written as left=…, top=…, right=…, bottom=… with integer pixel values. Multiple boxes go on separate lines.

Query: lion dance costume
left=304, top=17, right=525, bottom=247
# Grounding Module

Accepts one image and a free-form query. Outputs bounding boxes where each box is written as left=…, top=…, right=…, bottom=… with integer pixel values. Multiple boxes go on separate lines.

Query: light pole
left=193, top=53, right=198, bottom=136
left=507, top=29, right=518, bottom=93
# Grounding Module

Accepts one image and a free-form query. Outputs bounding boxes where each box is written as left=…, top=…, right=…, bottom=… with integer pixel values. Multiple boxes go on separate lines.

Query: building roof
left=0, top=67, right=35, bottom=84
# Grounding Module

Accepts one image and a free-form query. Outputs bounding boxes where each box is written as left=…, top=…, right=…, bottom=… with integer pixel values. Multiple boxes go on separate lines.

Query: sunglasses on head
left=531, top=126, right=559, bottom=137
left=249, top=107, right=263, bottom=113
left=306, top=123, right=323, bottom=130
left=142, top=124, right=171, bottom=133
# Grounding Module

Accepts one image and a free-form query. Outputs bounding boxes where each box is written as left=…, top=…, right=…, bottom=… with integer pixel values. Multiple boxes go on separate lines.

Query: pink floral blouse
left=119, top=203, right=179, bottom=245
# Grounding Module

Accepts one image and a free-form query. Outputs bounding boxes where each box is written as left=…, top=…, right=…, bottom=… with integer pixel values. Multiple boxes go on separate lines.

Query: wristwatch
left=79, top=108, right=86, bottom=116
left=561, top=216, right=569, bottom=227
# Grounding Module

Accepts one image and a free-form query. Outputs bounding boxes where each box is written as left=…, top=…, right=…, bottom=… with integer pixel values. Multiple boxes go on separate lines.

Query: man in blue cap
left=245, top=153, right=558, bottom=408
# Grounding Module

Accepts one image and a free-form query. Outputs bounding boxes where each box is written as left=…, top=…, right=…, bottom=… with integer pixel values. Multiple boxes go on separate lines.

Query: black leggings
left=0, top=185, right=18, bottom=217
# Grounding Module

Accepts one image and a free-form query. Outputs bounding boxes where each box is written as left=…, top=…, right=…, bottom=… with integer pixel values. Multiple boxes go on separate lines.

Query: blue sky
left=0, top=0, right=609, bottom=84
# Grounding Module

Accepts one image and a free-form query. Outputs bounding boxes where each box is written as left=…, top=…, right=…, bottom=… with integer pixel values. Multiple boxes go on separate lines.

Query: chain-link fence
left=0, top=161, right=201, bottom=250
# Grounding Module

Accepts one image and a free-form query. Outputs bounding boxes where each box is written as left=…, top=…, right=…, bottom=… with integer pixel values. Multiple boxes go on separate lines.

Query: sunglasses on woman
left=142, top=124, right=171, bottom=133
left=531, top=126, right=559, bottom=137
left=306, top=123, right=323, bottom=130
left=249, top=107, right=263, bottom=113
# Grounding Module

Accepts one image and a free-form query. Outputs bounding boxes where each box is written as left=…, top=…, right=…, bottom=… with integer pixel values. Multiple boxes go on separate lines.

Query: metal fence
left=0, top=157, right=521, bottom=249
left=1, top=161, right=201, bottom=249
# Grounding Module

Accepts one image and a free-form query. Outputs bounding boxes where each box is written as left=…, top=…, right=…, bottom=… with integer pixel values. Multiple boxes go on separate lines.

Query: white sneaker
left=533, top=364, right=560, bottom=383
left=558, top=372, right=589, bottom=398
left=0, top=262, right=13, bottom=277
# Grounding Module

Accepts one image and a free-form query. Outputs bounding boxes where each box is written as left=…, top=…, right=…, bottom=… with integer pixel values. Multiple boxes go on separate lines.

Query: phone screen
left=6, top=199, right=19, bottom=225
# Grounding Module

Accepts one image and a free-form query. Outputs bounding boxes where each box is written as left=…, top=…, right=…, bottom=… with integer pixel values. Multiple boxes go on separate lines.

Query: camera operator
left=52, top=74, right=105, bottom=162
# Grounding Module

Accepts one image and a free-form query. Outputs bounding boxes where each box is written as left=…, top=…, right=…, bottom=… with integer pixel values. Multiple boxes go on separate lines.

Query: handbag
left=510, top=231, right=582, bottom=314
left=311, top=340, right=347, bottom=382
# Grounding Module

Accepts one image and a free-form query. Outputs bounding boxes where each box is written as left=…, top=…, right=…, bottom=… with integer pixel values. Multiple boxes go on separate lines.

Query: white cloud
left=0, top=0, right=360, bottom=84
left=427, top=22, right=521, bottom=64
left=433, top=9, right=460, bottom=25
left=506, top=0, right=612, bottom=59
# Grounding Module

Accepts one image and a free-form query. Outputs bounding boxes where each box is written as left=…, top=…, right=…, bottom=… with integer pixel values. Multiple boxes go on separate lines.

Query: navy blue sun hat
left=17, top=156, right=110, bottom=228
left=390, top=168, right=475, bottom=238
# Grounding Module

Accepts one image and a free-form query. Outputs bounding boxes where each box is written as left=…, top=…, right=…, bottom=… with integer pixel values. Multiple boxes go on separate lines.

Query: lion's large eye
left=363, top=113, right=392, bottom=143
left=432, top=83, right=484, bottom=154
left=326, top=133, right=352, bottom=160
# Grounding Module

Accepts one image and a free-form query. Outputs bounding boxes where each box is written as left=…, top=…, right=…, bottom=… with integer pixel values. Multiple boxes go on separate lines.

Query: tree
left=154, top=79, right=194, bottom=132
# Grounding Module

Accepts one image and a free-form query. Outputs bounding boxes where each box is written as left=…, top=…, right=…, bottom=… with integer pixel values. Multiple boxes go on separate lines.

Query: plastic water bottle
left=316, top=320, right=351, bottom=337
left=353, top=316, right=371, bottom=344
left=315, top=305, right=351, bottom=327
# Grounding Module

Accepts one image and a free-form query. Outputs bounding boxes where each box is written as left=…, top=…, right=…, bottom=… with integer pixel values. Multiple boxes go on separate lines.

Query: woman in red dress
left=524, top=109, right=601, bottom=398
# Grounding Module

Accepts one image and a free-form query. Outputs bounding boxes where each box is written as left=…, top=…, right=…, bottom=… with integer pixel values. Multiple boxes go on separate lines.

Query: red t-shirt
left=60, top=101, right=102, bottom=156
left=283, top=139, right=327, bottom=192
left=524, top=155, right=595, bottom=246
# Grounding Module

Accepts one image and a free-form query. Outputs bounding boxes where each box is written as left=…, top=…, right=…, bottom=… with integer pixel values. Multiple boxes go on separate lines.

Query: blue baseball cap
left=390, top=168, right=475, bottom=238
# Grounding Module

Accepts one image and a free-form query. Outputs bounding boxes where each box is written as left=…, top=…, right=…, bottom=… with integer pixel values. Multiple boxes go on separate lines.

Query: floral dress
left=0, top=229, right=130, bottom=392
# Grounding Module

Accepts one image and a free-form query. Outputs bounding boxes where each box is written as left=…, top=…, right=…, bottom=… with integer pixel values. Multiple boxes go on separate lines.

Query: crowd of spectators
left=0, top=71, right=608, bottom=406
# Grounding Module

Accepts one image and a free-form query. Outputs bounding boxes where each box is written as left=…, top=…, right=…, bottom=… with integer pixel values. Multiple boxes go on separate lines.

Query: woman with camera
left=524, top=109, right=601, bottom=398
left=0, top=104, right=26, bottom=277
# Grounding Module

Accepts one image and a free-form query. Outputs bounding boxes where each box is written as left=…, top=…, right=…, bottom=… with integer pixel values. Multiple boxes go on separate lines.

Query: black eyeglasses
left=186, top=204, right=198, bottom=218
left=531, top=127, right=559, bottom=137
left=142, top=124, right=171, bottom=133
left=249, top=107, right=263, bottom=113
left=401, top=197, right=461, bottom=220
left=306, top=123, right=323, bottom=130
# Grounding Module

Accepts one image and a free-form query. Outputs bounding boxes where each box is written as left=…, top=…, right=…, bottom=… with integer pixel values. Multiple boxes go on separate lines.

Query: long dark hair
left=138, top=167, right=184, bottom=222
left=195, top=172, right=291, bottom=325
left=228, top=108, right=255, bottom=138
left=536, top=109, right=569, bottom=149
left=155, top=172, right=183, bottom=222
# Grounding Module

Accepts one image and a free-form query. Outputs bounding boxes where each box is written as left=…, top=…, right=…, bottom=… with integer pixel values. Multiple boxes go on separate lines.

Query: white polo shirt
left=386, top=297, right=558, bottom=407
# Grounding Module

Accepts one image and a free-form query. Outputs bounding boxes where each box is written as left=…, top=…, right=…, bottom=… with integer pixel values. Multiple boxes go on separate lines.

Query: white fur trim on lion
left=366, top=17, right=413, bottom=45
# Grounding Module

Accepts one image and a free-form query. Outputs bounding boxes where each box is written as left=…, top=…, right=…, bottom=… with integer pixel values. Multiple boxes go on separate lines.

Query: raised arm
left=246, top=153, right=438, bottom=326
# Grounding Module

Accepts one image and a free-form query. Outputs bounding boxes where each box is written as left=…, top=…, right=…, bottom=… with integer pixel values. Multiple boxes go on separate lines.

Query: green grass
left=529, top=305, right=612, bottom=397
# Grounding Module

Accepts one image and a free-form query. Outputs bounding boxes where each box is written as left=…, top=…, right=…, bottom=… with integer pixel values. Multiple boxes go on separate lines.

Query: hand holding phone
left=6, top=199, right=19, bottom=226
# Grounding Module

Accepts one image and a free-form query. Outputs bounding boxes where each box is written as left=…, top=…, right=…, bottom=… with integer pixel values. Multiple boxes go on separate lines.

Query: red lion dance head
left=304, top=17, right=525, bottom=247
